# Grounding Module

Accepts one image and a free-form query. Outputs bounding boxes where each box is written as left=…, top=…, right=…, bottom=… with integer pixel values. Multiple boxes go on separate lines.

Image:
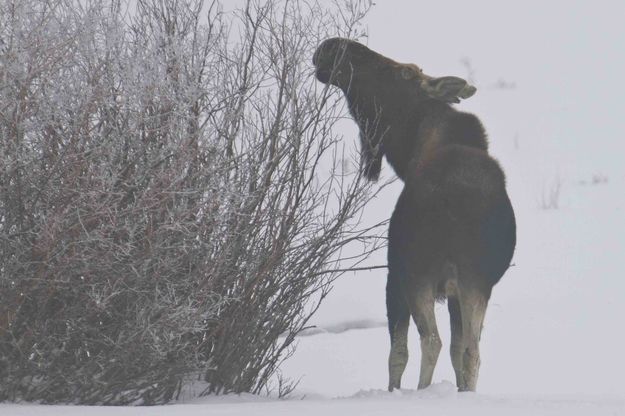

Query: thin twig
left=312, top=264, right=387, bottom=276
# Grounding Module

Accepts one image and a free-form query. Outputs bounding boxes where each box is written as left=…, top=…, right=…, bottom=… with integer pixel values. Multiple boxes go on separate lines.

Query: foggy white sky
left=364, top=0, right=625, bottom=179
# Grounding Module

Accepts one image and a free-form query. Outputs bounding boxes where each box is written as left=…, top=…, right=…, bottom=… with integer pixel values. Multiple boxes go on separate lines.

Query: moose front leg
left=387, top=273, right=410, bottom=391
left=388, top=314, right=409, bottom=391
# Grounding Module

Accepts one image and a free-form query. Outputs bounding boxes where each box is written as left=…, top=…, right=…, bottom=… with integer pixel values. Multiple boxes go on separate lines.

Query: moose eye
left=400, top=66, right=420, bottom=80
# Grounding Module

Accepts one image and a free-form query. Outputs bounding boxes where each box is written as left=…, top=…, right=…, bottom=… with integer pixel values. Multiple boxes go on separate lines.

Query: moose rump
left=386, top=145, right=516, bottom=392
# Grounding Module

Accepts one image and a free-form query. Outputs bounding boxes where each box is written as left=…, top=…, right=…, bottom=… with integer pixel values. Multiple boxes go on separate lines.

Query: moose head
left=313, top=38, right=476, bottom=180
left=313, top=37, right=475, bottom=103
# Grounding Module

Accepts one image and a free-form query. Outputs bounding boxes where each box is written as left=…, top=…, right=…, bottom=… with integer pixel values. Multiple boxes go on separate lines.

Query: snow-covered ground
left=4, top=387, right=625, bottom=416
left=3, top=0, right=625, bottom=414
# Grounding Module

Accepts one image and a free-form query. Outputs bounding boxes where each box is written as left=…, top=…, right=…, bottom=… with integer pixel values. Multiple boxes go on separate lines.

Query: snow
left=3, top=0, right=625, bottom=414
left=3, top=386, right=624, bottom=416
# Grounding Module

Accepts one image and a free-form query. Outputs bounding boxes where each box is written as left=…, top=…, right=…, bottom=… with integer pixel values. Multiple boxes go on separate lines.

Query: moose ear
left=422, top=76, right=477, bottom=103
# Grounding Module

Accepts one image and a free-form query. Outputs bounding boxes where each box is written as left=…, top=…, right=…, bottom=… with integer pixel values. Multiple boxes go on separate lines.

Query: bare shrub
left=591, top=173, right=608, bottom=185
left=539, top=176, right=562, bottom=210
left=0, top=0, right=377, bottom=404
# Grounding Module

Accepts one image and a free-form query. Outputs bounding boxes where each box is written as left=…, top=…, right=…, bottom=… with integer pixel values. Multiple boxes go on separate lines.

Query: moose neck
left=341, top=80, right=488, bottom=182
left=387, top=100, right=489, bottom=181
left=416, top=101, right=488, bottom=155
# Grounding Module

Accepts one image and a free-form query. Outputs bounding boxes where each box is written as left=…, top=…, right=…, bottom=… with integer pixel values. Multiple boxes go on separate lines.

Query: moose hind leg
left=458, top=286, right=489, bottom=392
left=409, top=287, right=442, bottom=389
left=448, top=296, right=466, bottom=390
left=387, top=276, right=410, bottom=391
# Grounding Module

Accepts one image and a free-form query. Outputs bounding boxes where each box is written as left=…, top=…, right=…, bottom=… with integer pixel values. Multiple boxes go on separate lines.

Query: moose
left=313, top=38, right=516, bottom=392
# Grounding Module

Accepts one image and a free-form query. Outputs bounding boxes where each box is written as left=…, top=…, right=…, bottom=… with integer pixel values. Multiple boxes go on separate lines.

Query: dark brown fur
left=313, top=38, right=516, bottom=392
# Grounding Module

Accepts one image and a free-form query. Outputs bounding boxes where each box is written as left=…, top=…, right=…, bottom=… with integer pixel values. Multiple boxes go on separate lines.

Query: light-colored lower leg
left=411, top=291, right=442, bottom=390
left=459, top=289, right=488, bottom=392
left=419, top=331, right=442, bottom=389
left=448, top=297, right=465, bottom=390
left=388, top=316, right=409, bottom=391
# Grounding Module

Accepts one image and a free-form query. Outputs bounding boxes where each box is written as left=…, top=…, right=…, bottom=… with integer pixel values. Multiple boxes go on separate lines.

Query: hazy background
left=313, top=0, right=625, bottom=325
left=367, top=0, right=625, bottom=177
